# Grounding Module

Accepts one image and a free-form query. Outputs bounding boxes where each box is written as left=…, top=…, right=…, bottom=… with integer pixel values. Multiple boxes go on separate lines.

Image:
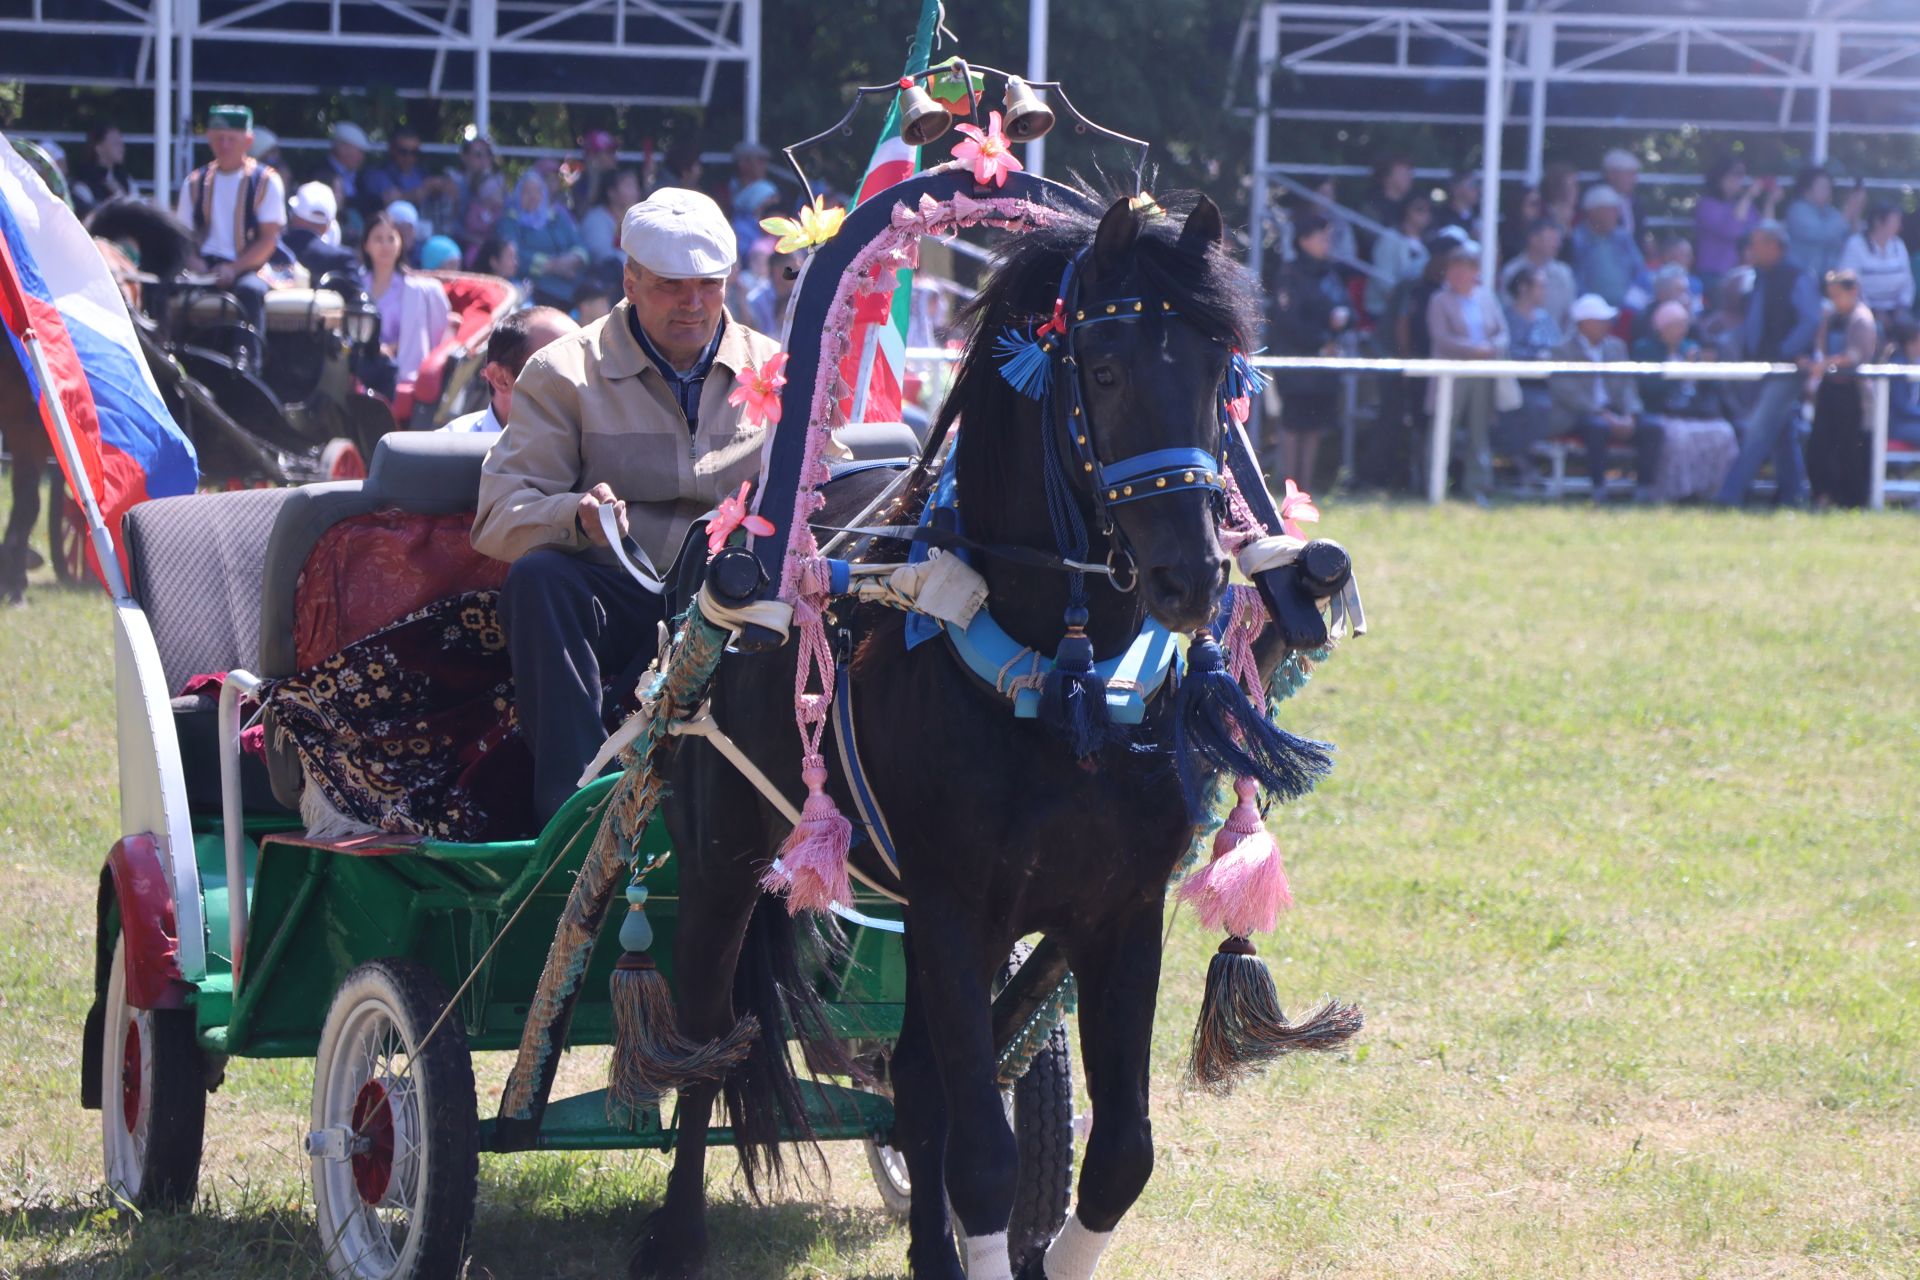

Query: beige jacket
left=471, top=301, right=781, bottom=569
left=1423, top=284, right=1511, bottom=411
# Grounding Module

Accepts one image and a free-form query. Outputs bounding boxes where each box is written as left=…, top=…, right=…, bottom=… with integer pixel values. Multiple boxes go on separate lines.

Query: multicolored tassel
left=1188, top=936, right=1364, bottom=1093
left=1176, top=775, right=1293, bottom=937
left=760, top=754, right=853, bottom=915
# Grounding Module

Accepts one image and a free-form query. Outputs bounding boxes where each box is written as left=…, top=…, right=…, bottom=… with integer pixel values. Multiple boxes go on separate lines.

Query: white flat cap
left=1581, top=184, right=1626, bottom=211
left=289, top=181, right=337, bottom=224
left=1570, top=293, right=1618, bottom=323
left=331, top=121, right=373, bottom=152
left=620, top=186, right=735, bottom=280
left=1602, top=148, right=1642, bottom=173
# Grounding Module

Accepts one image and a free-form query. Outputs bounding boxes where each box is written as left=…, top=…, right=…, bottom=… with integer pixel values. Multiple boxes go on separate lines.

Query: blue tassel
left=994, top=326, right=1056, bottom=401
left=1225, top=348, right=1269, bottom=402
left=1172, top=630, right=1333, bottom=821
left=1039, top=619, right=1112, bottom=759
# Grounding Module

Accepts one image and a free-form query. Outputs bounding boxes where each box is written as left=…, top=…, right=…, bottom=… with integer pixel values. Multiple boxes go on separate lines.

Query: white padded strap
left=962, top=1232, right=1014, bottom=1280
left=1044, top=1216, right=1113, bottom=1280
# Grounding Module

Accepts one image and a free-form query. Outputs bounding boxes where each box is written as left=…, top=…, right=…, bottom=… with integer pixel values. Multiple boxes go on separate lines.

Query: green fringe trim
left=995, top=972, right=1078, bottom=1086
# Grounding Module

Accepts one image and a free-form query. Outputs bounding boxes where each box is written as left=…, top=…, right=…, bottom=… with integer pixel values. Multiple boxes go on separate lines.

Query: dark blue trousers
left=500, top=548, right=665, bottom=824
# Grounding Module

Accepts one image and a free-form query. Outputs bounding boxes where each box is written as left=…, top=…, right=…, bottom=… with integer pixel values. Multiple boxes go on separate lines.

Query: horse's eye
left=1092, top=367, right=1116, bottom=387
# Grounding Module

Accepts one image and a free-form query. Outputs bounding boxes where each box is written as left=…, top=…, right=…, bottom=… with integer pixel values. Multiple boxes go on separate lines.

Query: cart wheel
left=100, top=935, right=206, bottom=1211
left=47, top=492, right=86, bottom=584
left=321, top=438, right=367, bottom=482
left=310, top=958, right=477, bottom=1280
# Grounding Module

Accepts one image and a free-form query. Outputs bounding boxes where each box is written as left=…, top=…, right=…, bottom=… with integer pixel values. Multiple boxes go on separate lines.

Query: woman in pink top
left=1694, top=157, right=1779, bottom=284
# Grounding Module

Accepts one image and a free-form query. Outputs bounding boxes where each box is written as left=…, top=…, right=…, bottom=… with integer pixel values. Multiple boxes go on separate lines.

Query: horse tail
left=723, top=894, right=860, bottom=1200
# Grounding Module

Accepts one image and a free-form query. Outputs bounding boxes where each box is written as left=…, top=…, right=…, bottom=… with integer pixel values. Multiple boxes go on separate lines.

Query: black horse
left=642, top=192, right=1333, bottom=1280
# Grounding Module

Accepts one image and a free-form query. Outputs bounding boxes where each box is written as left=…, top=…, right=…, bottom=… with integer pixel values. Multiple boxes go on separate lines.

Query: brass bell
left=1001, top=77, right=1055, bottom=143
left=898, top=82, right=953, bottom=148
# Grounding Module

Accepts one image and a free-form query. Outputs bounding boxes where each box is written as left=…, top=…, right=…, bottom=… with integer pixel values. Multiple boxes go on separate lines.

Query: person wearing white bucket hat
left=472, top=186, right=782, bottom=821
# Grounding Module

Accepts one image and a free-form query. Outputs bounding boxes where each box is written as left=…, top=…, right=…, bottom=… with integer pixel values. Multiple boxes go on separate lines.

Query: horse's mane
left=85, top=197, right=198, bottom=281
left=932, top=187, right=1259, bottom=447
left=928, top=186, right=1261, bottom=513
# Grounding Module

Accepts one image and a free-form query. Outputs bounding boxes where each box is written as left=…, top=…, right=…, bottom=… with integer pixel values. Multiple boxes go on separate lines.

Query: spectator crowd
left=44, top=110, right=820, bottom=411
left=1267, top=148, right=1920, bottom=508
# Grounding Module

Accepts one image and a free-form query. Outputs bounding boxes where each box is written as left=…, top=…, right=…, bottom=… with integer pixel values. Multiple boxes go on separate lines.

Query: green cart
left=79, top=431, right=1074, bottom=1279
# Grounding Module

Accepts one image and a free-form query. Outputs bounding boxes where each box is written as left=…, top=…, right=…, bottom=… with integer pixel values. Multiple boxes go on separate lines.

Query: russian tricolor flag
left=0, top=132, right=196, bottom=590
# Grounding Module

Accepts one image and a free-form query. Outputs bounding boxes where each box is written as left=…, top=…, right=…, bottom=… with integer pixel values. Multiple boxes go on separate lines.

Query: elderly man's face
left=625, top=263, right=725, bottom=363
left=208, top=127, right=250, bottom=169
left=1577, top=318, right=1612, bottom=344
left=1587, top=204, right=1620, bottom=234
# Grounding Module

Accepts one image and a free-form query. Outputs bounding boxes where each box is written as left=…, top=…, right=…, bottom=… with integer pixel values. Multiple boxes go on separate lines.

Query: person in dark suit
left=1267, top=211, right=1351, bottom=488
left=277, top=181, right=359, bottom=280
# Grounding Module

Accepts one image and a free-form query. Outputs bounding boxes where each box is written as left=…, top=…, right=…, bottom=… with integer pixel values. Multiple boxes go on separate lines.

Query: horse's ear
left=1178, top=195, right=1225, bottom=255
left=1092, top=197, right=1140, bottom=277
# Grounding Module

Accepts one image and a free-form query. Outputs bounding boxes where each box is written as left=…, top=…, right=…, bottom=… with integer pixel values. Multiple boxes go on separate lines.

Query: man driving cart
left=173, top=103, right=283, bottom=368
left=471, top=187, right=781, bottom=823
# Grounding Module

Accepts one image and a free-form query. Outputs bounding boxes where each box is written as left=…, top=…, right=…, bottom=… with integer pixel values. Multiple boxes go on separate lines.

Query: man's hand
left=577, top=482, right=627, bottom=546
left=212, top=262, right=238, bottom=288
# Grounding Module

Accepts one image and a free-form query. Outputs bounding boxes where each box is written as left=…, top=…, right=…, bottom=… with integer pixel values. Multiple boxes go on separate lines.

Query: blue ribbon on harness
left=902, top=446, right=1180, bottom=723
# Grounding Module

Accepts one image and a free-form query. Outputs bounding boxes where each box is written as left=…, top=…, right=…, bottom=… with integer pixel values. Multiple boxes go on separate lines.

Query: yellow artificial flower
left=760, top=196, right=846, bottom=254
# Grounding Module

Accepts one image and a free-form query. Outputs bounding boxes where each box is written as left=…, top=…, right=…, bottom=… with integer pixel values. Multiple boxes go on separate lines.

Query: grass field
left=1, top=479, right=1916, bottom=1279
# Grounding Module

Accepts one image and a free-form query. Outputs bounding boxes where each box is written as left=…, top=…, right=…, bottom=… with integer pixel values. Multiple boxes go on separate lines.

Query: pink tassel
left=1178, top=776, right=1293, bottom=936
left=761, top=756, right=852, bottom=915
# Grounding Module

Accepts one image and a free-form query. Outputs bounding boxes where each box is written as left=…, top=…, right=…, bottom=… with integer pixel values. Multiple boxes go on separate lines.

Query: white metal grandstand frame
left=0, top=0, right=761, bottom=196
left=1241, top=1, right=1920, bottom=287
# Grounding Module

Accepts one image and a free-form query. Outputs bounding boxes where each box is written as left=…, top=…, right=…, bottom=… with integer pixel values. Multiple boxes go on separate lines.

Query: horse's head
left=1063, top=195, right=1244, bottom=633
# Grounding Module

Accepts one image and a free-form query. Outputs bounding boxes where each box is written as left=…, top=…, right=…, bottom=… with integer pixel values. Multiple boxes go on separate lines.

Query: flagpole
left=20, top=327, right=129, bottom=601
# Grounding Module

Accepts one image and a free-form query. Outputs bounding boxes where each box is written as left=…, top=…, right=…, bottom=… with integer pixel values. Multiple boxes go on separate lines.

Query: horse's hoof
left=628, top=1208, right=706, bottom=1280
left=22, top=548, right=42, bottom=570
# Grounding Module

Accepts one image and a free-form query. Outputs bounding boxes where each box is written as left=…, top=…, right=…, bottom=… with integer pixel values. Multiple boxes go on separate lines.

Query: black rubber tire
left=311, top=957, right=478, bottom=1280
left=1006, top=1018, right=1074, bottom=1275
left=100, top=935, right=207, bottom=1212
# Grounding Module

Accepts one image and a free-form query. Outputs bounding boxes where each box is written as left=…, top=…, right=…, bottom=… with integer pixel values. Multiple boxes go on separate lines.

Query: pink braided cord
left=777, top=193, right=1056, bottom=760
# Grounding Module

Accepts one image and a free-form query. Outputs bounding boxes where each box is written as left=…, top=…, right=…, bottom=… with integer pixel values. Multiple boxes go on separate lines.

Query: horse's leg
left=0, top=426, right=42, bottom=603
left=906, top=908, right=1019, bottom=1280
left=889, top=942, right=964, bottom=1280
left=631, top=747, right=765, bottom=1280
left=1028, top=904, right=1166, bottom=1280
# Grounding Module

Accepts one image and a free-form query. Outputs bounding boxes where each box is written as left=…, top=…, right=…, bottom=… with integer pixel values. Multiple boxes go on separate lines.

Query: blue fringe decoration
left=994, top=326, right=1056, bottom=401
left=1172, top=631, right=1333, bottom=821
left=1225, top=348, right=1269, bottom=402
left=1039, top=627, right=1113, bottom=759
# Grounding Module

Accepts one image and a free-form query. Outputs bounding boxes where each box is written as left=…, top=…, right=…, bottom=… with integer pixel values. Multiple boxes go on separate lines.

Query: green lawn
left=1, top=479, right=1916, bottom=1278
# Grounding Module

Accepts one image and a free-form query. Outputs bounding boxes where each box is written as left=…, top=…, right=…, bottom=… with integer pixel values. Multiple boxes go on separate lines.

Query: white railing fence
left=902, top=349, right=1919, bottom=510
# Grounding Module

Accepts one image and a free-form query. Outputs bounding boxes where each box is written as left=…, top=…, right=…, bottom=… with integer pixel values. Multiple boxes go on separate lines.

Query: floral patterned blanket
left=264, top=590, right=536, bottom=842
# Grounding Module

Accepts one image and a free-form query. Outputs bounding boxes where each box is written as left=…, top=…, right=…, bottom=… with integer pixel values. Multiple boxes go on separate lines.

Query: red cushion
left=390, top=271, right=518, bottom=425
left=294, top=510, right=508, bottom=670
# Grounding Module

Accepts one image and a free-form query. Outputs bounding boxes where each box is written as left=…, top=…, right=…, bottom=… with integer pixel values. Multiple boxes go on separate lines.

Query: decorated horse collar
left=902, top=448, right=1181, bottom=725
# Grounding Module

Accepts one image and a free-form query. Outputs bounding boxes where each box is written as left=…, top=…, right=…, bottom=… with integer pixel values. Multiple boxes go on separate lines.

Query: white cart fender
left=114, top=597, right=204, bottom=982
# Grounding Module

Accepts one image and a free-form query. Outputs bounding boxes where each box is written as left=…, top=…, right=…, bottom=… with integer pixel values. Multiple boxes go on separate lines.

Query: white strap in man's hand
left=599, top=503, right=665, bottom=594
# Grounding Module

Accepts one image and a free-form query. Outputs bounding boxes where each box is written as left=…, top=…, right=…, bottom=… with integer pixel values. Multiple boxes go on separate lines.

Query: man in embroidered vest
left=174, top=104, right=284, bottom=368
left=472, top=187, right=781, bottom=822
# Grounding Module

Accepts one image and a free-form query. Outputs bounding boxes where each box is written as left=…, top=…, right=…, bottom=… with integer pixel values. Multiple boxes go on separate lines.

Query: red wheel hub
left=350, top=1079, right=397, bottom=1205
left=120, top=1019, right=143, bottom=1134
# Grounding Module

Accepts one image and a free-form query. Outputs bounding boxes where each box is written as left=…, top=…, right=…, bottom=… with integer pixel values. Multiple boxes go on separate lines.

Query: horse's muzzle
left=1143, top=555, right=1230, bottom=633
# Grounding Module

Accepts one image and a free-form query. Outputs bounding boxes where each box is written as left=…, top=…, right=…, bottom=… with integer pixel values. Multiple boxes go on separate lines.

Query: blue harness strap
left=831, top=658, right=904, bottom=885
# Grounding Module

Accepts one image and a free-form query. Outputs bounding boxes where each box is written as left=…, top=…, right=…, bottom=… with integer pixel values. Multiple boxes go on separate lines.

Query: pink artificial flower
left=950, top=111, right=1025, bottom=188
left=727, top=351, right=789, bottom=428
left=707, top=480, right=777, bottom=557
left=1279, top=478, right=1320, bottom=541
left=1226, top=394, right=1251, bottom=426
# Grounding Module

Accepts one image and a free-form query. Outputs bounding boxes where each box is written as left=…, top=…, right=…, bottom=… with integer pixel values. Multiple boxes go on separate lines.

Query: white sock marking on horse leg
left=1043, top=1215, right=1113, bottom=1280
left=962, top=1231, right=1014, bottom=1280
